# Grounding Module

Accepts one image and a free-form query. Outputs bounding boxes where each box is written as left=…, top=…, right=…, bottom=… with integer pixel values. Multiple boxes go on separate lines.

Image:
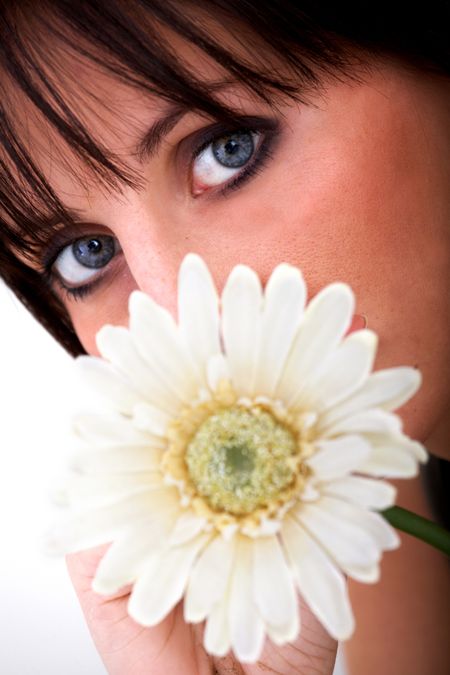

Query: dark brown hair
left=0, top=0, right=449, bottom=355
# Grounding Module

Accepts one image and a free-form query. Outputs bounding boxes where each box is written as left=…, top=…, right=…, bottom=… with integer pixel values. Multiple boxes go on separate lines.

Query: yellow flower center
left=185, top=406, right=297, bottom=515
left=162, top=380, right=313, bottom=534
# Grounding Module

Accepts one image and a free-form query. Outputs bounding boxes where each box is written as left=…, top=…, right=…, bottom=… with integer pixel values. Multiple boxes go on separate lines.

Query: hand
left=66, top=545, right=337, bottom=675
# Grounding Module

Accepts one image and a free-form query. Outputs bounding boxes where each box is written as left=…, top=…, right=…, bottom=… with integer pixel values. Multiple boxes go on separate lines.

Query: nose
left=109, top=195, right=190, bottom=322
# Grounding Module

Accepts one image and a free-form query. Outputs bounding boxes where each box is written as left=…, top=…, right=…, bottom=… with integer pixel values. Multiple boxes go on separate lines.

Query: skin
left=5, top=25, right=450, bottom=675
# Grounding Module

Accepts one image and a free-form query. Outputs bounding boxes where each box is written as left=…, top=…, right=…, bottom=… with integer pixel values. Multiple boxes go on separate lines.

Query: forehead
left=0, top=6, right=285, bottom=209
left=3, top=56, right=190, bottom=186
left=2, top=1, right=365, bottom=252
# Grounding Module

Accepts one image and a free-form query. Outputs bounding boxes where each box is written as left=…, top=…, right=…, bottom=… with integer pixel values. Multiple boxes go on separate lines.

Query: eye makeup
left=36, top=115, right=282, bottom=300
left=38, top=225, right=122, bottom=301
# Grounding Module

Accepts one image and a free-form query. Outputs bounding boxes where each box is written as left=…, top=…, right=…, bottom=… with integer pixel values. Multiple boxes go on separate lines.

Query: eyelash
left=190, top=120, right=278, bottom=197
left=217, top=138, right=275, bottom=196
left=43, top=120, right=280, bottom=301
left=40, top=236, right=119, bottom=303
left=59, top=276, right=104, bottom=302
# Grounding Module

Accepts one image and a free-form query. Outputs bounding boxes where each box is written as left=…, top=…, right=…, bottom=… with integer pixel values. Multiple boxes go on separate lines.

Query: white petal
left=228, top=537, right=265, bottom=662
left=252, top=536, right=299, bottom=635
left=60, top=472, right=162, bottom=508
left=96, top=325, right=181, bottom=414
left=132, top=401, right=171, bottom=437
left=378, top=434, right=427, bottom=462
left=306, top=434, right=372, bottom=482
left=294, top=500, right=382, bottom=582
left=73, top=413, right=160, bottom=447
left=319, top=408, right=402, bottom=439
left=169, top=511, right=208, bottom=546
left=312, top=497, right=399, bottom=551
left=76, top=356, right=141, bottom=415
left=403, top=439, right=428, bottom=462
left=221, top=265, right=263, bottom=396
left=128, top=533, right=209, bottom=626
left=318, top=367, right=422, bottom=429
left=129, top=291, right=201, bottom=403
left=297, top=330, right=377, bottom=410
left=252, top=264, right=306, bottom=397
left=358, top=435, right=426, bottom=477
left=206, top=353, right=231, bottom=392
left=357, top=508, right=400, bottom=551
left=44, top=488, right=178, bottom=554
left=204, top=593, right=231, bottom=657
left=301, top=496, right=399, bottom=551
left=266, top=618, right=300, bottom=646
left=281, top=516, right=355, bottom=640
left=276, top=283, right=355, bottom=407
left=184, top=534, right=236, bottom=622
left=243, top=516, right=281, bottom=537
left=178, top=254, right=221, bottom=379
left=70, top=445, right=163, bottom=474
left=323, top=476, right=397, bottom=510
left=93, top=512, right=176, bottom=594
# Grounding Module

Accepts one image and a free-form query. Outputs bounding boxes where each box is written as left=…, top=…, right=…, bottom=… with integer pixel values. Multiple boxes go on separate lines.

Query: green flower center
left=185, top=406, right=298, bottom=515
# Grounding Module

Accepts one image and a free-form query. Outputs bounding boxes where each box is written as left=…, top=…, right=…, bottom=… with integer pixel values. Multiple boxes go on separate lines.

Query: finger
left=256, top=595, right=338, bottom=674
left=66, top=544, right=135, bottom=610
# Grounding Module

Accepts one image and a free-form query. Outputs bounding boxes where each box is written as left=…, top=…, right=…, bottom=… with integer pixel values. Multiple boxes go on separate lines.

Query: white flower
left=48, top=254, right=427, bottom=663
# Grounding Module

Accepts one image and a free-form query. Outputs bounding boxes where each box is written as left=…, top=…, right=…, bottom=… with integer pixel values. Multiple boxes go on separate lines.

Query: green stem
left=381, top=506, right=450, bottom=556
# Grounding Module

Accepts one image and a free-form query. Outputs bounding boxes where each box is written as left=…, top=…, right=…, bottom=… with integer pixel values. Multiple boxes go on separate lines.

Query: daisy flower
left=48, top=254, right=427, bottom=663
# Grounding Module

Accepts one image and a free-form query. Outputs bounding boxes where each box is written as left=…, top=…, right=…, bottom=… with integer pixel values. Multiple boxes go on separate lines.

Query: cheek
left=67, top=74, right=450, bottom=451
left=70, top=269, right=138, bottom=355
left=182, top=100, right=450, bottom=444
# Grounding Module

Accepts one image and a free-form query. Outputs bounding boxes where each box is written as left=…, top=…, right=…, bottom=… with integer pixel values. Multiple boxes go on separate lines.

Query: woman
left=0, top=1, right=449, bottom=673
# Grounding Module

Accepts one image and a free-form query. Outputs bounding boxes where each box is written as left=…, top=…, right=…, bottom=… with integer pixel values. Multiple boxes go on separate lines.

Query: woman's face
left=16, top=51, right=450, bottom=457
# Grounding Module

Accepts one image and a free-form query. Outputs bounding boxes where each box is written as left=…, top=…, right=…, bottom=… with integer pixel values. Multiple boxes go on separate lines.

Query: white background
left=0, top=280, right=347, bottom=674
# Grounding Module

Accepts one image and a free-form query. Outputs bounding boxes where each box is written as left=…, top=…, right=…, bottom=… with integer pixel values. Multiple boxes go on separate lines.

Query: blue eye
left=212, top=131, right=255, bottom=168
left=73, top=236, right=116, bottom=268
left=53, top=234, right=120, bottom=287
left=192, top=130, right=262, bottom=194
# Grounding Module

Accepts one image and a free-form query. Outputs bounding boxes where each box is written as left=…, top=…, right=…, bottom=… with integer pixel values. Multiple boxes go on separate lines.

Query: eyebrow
left=41, top=208, right=87, bottom=229
left=134, top=105, right=189, bottom=164
left=37, top=108, right=188, bottom=230
left=134, top=79, right=236, bottom=164
left=38, top=82, right=236, bottom=230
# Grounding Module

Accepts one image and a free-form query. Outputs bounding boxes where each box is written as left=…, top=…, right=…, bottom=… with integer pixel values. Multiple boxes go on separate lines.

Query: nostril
left=346, top=313, right=368, bottom=335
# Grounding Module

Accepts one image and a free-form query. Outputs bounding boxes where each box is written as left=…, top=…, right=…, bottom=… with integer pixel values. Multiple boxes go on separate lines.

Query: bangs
left=0, top=0, right=374, bottom=355
left=0, top=0, right=357, bottom=257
